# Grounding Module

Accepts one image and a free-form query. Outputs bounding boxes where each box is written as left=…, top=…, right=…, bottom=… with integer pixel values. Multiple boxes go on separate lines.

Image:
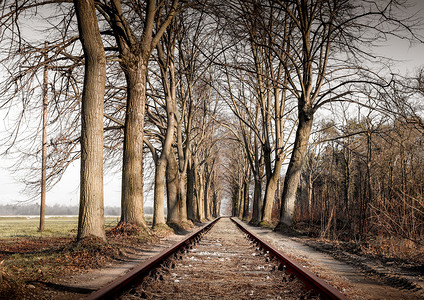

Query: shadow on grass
left=28, top=280, right=96, bottom=294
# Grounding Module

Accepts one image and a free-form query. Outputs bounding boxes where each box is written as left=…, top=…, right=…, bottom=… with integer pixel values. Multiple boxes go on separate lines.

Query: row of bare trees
left=217, top=0, right=419, bottom=232
left=0, top=0, right=423, bottom=244
left=215, top=0, right=424, bottom=241
left=0, top=1, right=224, bottom=241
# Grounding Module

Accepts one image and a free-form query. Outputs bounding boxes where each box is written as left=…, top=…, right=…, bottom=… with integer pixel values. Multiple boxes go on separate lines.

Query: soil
left=1, top=218, right=423, bottom=299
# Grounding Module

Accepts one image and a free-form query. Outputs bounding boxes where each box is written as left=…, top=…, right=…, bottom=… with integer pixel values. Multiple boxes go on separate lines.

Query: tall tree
left=151, top=20, right=178, bottom=228
left=74, top=0, right=107, bottom=241
left=97, top=0, right=179, bottom=227
left=274, top=0, right=422, bottom=229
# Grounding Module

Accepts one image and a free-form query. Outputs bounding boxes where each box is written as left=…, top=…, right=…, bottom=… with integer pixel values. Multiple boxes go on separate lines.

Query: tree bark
left=261, top=156, right=283, bottom=225
left=74, top=0, right=106, bottom=241
left=250, top=146, right=264, bottom=225
left=178, top=170, right=188, bottom=222
left=187, top=158, right=195, bottom=221
left=238, top=181, right=244, bottom=219
left=278, top=109, right=314, bottom=228
left=166, top=149, right=180, bottom=225
left=101, top=0, right=179, bottom=228
left=242, top=179, right=250, bottom=220
left=152, top=104, right=176, bottom=227
left=250, top=174, right=263, bottom=224
left=204, top=164, right=214, bottom=220
left=196, top=163, right=205, bottom=221
left=121, top=63, right=147, bottom=227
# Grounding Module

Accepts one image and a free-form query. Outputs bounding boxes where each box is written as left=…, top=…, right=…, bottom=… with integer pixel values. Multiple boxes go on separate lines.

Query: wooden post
left=39, top=41, right=48, bottom=232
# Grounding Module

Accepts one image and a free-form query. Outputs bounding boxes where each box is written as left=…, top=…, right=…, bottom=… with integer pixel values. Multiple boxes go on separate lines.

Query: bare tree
left=97, top=0, right=180, bottom=228
left=0, top=2, right=85, bottom=207
left=147, top=19, right=179, bottom=228
left=74, top=0, right=107, bottom=241
left=273, top=0, right=423, bottom=229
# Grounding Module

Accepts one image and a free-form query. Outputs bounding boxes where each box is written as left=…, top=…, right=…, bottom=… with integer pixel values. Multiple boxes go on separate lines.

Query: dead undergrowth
left=0, top=224, right=163, bottom=299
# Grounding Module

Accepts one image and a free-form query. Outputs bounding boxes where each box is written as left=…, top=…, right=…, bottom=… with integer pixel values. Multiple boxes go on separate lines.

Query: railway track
left=86, top=218, right=348, bottom=300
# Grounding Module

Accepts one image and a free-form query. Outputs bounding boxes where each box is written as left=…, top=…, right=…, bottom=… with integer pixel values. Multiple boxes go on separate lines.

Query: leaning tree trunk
left=277, top=110, right=314, bottom=228
left=74, top=0, right=106, bottom=241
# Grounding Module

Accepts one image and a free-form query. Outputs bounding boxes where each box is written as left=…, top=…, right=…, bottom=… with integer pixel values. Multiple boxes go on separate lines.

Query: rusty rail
left=231, top=217, right=349, bottom=300
left=86, top=217, right=348, bottom=299
left=86, top=218, right=220, bottom=300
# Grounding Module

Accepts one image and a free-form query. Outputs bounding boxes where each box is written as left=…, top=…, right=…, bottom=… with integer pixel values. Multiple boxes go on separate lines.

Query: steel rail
left=85, top=217, right=220, bottom=300
left=231, top=217, right=349, bottom=300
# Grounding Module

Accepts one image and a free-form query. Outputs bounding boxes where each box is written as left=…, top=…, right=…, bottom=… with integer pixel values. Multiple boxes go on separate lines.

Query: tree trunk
left=307, top=169, right=313, bottom=221
left=238, top=181, right=244, bottom=219
left=74, top=0, right=106, bottom=241
left=342, top=140, right=351, bottom=227
left=250, top=151, right=264, bottom=225
left=242, top=179, right=250, bottom=220
left=153, top=157, right=167, bottom=226
left=187, top=158, right=195, bottom=221
left=204, top=166, right=213, bottom=220
left=204, top=179, right=211, bottom=220
left=152, top=104, right=176, bottom=227
left=277, top=110, right=314, bottom=228
left=120, top=63, right=147, bottom=227
left=250, top=174, right=263, bottom=224
left=261, top=144, right=273, bottom=221
left=261, top=157, right=283, bottom=225
left=178, top=170, right=188, bottom=223
left=166, top=149, right=180, bottom=225
left=196, top=164, right=205, bottom=221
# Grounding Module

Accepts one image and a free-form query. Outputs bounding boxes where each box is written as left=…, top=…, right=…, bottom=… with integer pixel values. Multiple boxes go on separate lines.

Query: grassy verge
left=0, top=216, right=120, bottom=238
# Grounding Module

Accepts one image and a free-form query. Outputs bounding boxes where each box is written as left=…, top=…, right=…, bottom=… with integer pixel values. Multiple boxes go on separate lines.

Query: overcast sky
left=0, top=3, right=423, bottom=208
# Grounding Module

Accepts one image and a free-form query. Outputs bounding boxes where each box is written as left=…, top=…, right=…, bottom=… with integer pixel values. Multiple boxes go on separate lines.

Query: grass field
left=0, top=216, right=120, bottom=238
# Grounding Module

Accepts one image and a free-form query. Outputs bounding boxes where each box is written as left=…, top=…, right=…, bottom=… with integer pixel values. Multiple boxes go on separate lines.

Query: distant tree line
left=0, top=204, right=121, bottom=216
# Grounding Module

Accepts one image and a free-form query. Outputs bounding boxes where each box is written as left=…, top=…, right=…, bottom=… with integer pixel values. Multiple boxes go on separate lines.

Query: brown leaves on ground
left=107, top=222, right=154, bottom=238
left=0, top=225, right=164, bottom=299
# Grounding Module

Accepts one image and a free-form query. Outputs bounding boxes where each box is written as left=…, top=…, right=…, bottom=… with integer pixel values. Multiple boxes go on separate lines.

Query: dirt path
left=240, top=221, right=424, bottom=300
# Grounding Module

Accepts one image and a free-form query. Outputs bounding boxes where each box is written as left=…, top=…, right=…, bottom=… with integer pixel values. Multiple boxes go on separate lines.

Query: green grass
left=0, top=216, right=120, bottom=238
